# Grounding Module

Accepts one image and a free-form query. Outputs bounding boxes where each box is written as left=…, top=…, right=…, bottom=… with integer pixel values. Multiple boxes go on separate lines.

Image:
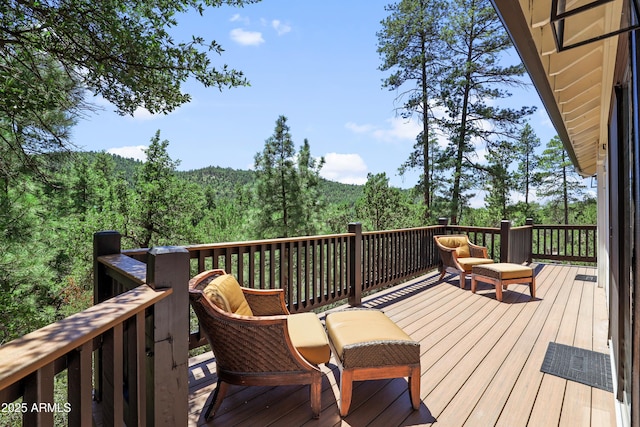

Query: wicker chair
left=434, top=234, right=494, bottom=288
left=188, top=269, right=330, bottom=420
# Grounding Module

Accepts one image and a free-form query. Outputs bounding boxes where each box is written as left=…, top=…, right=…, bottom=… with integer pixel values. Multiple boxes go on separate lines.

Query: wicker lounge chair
left=434, top=234, right=494, bottom=288
left=188, top=269, right=330, bottom=420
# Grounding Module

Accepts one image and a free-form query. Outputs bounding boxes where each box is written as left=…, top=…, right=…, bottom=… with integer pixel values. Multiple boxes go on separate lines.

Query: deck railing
left=531, top=224, right=597, bottom=263
left=0, top=284, right=168, bottom=427
left=0, top=232, right=192, bottom=427
left=0, top=220, right=597, bottom=426
left=0, top=232, right=185, bottom=427
left=361, top=226, right=441, bottom=292
left=92, top=232, right=191, bottom=427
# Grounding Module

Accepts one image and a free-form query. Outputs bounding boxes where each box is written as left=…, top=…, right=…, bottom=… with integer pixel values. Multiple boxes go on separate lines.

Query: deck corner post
left=146, top=245, right=190, bottom=427
left=92, top=230, right=121, bottom=403
left=93, top=231, right=122, bottom=305
left=348, top=222, right=362, bottom=307
left=438, top=217, right=449, bottom=233
left=500, top=220, right=511, bottom=263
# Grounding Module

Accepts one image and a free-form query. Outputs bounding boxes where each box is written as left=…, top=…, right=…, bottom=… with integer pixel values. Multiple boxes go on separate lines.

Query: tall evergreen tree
left=128, top=131, right=205, bottom=247
left=377, top=0, right=447, bottom=218
left=536, top=136, right=586, bottom=224
left=297, top=138, right=326, bottom=236
left=483, top=139, right=517, bottom=221
left=514, top=123, right=540, bottom=217
left=437, top=0, right=535, bottom=224
left=253, top=116, right=324, bottom=238
left=356, top=173, right=410, bottom=231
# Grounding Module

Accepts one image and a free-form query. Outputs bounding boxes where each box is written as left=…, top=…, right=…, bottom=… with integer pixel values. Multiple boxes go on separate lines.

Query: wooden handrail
left=186, top=232, right=354, bottom=251
left=0, top=285, right=170, bottom=391
left=97, top=253, right=147, bottom=283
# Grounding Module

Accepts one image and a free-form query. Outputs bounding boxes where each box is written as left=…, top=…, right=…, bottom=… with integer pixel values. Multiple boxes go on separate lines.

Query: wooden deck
left=187, top=263, right=615, bottom=426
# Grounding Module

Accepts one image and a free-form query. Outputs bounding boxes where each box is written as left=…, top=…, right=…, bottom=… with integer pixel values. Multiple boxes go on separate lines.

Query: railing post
left=438, top=217, right=449, bottom=233
left=93, top=230, right=121, bottom=403
left=94, top=231, right=122, bottom=304
left=526, top=218, right=534, bottom=264
left=348, top=223, right=362, bottom=307
left=500, top=220, right=511, bottom=263
left=146, top=246, right=190, bottom=427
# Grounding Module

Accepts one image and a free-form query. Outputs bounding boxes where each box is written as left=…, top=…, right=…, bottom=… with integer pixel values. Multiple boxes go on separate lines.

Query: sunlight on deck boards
left=188, top=264, right=615, bottom=426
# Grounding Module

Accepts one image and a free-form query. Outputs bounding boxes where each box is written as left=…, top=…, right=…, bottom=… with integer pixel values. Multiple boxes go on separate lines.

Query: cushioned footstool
left=324, top=310, right=421, bottom=416
left=471, top=263, right=535, bottom=302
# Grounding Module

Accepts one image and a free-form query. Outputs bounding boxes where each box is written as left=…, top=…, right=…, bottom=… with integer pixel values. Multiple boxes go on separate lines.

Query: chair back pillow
left=203, top=274, right=253, bottom=316
left=438, top=236, right=471, bottom=258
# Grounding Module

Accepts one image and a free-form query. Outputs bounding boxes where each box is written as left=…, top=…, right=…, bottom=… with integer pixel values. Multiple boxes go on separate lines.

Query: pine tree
left=514, top=123, right=541, bottom=217
left=437, top=0, right=535, bottom=224
left=253, top=116, right=324, bottom=238
left=128, top=131, right=205, bottom=247
left=297, top=138, right=326, bottom=236
left=377, top=0, right=447, bottom=218
left=536, top=136, right=586, bottom=224
left=484, top=139, right=517, bottom=222
left=356, top=173, right=410, bottom=231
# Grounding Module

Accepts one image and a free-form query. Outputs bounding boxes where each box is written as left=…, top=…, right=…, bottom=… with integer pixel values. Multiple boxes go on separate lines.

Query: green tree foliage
left=1, top=0, right=256, bottom=115
left=436, top=0, right=535, bottom=224
left=536, top=136, right=589, bottom=224
left=126, top=131, right=205, bottom=247
left=0, top=0, right=258, bottom=342
left=0, top=47, right=82, bottom=187
left=377, top=0, right=447, bottom=216
left=0, top=177, right=58, bottom=344
left=297, top=138, right=326, bottom=235
left=0, top=0, right=257, bottom=190
left=514, top=123, right=541, bottom=217
left=252, top=116, right=325, bottom=238
left=0, top=144, right=598, bottom=344
left=356, top=173, right=411, bottom=231
left=483, top=139, right=518, bottom=222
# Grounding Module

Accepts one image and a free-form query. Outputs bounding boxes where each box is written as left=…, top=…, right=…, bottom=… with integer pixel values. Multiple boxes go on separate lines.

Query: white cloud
left=321, top=153, right=368, bottom=185
left=230, top=28, right=265, bottom=46
left=130, top=107, right=158, bottom=121
left=272, top=19, right=292, bottom=35
left=107, top=145, right=148, bottom=162
left=230, top=14, right=250, bottom=25
left=346, top=117, right=422, bottom=143
left=345, top=122, right=376, bottom=134
left=537, top=108, right=555, bottom=130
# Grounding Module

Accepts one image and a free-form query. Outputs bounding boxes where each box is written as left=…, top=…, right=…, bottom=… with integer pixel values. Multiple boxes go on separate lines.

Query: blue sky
left=70, top=0, right=557, bottom=190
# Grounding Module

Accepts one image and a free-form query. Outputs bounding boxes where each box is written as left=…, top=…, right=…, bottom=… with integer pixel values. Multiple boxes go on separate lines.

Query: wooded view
left=0, top=0, right=597, bottom=347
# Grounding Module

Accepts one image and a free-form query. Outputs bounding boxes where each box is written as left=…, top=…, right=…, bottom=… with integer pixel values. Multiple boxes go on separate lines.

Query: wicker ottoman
left=471, top=263, right=535, bottom=302
left=325, top=310, right=421, bottom=416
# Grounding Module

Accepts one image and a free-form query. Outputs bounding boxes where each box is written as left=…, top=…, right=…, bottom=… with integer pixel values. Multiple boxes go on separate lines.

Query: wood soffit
left=492, top=0, right=625, bottom=176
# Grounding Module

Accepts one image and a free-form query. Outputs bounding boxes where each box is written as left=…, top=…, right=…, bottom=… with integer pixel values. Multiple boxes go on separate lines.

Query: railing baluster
left=68, top=342, right=92, bottom=427
left=23, top=364, right=55, bottom=427
left=102, top=323, right=124, bottom=426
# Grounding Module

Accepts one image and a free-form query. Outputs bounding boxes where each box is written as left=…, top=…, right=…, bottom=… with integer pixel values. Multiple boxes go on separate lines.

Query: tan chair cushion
left=473, top=263, right=533, bottom=280
left=437, top=236, right=471, bottom=258
left=203, top=274, right=253, bottom=316
left=287, top=312, right=331, bottom=365
left=457, top=257, right=495, bottom=272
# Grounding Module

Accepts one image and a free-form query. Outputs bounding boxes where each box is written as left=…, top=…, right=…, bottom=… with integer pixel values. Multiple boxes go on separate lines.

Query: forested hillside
left=0, top=132, right=596, bottom=346
left=178, top=164, right=365, bottom=205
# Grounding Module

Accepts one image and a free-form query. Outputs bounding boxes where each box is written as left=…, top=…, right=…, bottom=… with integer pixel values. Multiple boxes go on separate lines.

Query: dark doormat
left=541, top=342, right=613, bottom=392
left=575, top=274, right=597, bottom=282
